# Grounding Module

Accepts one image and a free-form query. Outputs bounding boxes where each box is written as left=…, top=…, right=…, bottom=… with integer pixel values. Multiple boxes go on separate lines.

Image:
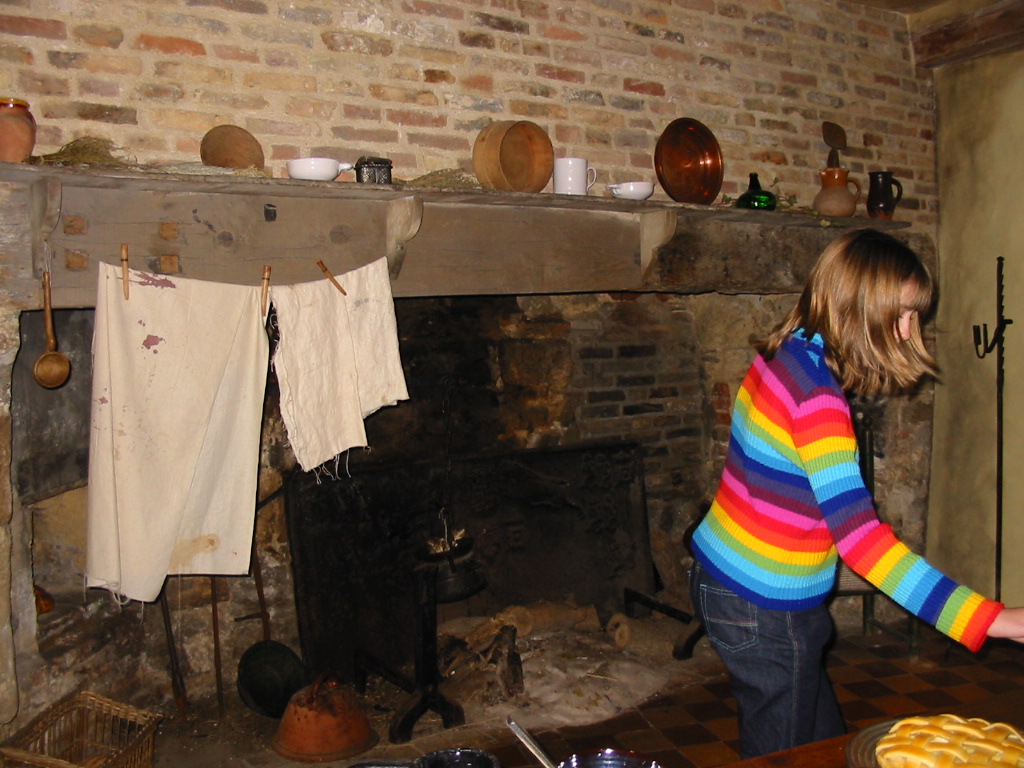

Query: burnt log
left=439, top=619, right=524, bottom=700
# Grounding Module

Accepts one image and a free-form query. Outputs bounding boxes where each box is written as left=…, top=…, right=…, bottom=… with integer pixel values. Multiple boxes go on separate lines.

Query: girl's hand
left=988, top=606, right=1024, bottom=643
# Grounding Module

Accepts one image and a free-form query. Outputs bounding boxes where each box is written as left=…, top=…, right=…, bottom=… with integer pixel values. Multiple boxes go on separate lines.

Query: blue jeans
left=690, top=560, right=846, bottom=759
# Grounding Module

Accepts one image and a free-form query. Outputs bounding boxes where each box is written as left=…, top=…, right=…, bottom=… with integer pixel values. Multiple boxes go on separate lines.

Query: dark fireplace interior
left=278, top=295, right=674, bottom=687
left=285, top=441, right=655, bottom=684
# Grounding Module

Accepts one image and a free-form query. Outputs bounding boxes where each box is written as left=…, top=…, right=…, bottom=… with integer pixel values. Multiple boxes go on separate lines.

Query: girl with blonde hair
left=689, top=228, right=1024, bottom=759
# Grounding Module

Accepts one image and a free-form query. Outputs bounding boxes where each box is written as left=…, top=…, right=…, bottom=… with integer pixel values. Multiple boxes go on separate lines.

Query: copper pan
left=654, top=118, right=723, bottom=205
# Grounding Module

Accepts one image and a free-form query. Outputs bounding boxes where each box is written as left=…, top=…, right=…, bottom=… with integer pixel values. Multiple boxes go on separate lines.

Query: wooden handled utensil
left=33, top=271, right=71, bottom=389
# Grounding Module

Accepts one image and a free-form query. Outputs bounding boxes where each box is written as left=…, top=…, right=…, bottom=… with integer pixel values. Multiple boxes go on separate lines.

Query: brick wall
left=1, top=0, right=935, bottom=232
left=1, top=0, right=940, bottom=721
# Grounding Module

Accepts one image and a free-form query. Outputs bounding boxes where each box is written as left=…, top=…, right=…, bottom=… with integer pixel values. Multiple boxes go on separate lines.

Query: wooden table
left=720, top=687, right=1024, bottom=768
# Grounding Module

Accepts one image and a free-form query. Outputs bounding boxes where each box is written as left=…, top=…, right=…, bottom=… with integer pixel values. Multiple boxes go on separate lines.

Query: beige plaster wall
left=929, top=46, right=1024, bottom=604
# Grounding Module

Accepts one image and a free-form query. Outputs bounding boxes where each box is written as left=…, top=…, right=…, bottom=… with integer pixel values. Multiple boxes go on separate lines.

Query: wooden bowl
left=200, top=124, right=265, bottom=170
left=472, top=121, right=553, bottom=193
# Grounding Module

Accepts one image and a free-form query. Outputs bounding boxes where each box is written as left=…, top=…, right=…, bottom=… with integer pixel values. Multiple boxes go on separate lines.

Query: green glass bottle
left=736, top=173, right=776, bottom=210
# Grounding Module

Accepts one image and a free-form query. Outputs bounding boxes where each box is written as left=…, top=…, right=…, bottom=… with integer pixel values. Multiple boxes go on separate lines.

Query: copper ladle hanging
left=33, top=271, right=71, bottom=388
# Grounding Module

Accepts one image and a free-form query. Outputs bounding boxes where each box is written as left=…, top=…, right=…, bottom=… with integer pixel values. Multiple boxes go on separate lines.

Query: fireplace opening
left=0, top=215, right=936, bottom=738
left=284, top=442, right=655, bottom=685
left=284, top=441, right=658, bottom=742
left=11, top=290, right=728, bottom=719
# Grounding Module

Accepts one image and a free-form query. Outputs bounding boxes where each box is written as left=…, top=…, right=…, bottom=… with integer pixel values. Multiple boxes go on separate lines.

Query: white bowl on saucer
left=607, top=181, right=654, bottom=200
left=287, top=157, right=354, bottom=181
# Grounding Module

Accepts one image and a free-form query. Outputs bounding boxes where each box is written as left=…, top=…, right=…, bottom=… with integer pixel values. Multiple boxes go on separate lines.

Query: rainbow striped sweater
left=690, top=330, right=1002, bottom=652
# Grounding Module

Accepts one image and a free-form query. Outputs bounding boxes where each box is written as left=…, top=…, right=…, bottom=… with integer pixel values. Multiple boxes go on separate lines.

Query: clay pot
left=812, top=168, right=861, bottom=217
left=0, top=98, right=37, bottom=163
left=272, top=677, right=378, bottom=762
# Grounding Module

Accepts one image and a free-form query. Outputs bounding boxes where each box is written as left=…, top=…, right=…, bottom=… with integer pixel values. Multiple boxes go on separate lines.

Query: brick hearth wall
left=8, top=286, right=934, bottom=728
left=1, top=0, right=939, bottom=732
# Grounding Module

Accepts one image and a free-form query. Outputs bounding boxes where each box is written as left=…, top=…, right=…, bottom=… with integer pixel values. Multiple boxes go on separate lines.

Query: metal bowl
left=560, top=749, right=662, bottom=768
left=422, top=749, right=502, bottom=768
left=350, top=748, right=501, bottom=768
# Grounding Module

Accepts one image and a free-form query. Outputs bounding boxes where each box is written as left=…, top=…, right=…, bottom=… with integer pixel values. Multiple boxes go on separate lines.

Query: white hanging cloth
left=86, top=263, right=269, bottom=603
left=270, top=256, right=408, bottom=471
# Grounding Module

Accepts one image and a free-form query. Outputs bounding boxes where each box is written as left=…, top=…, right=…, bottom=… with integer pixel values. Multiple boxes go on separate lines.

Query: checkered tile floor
left=479, top=625, right=1024, bottom=768
left=151, top=621, right=1024, bottom=768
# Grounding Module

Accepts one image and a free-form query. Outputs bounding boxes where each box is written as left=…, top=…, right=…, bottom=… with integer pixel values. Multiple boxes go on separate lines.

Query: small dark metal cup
left=355, top=156, right=393, bottom=184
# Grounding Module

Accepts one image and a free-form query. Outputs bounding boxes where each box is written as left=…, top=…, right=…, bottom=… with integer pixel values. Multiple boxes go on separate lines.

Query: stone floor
left=149, top=621, right=1024, bottom=768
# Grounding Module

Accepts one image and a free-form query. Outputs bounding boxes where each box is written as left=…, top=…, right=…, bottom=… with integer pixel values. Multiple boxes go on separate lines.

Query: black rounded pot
left=350, top=748, right=501, bottom=768
left=237, top=639, right=309, bottom=718
left=419, top=538, right=488, bottom=603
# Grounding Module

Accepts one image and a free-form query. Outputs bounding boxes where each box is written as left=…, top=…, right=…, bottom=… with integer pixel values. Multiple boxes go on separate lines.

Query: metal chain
left=438, top=376, right=455, bottom=549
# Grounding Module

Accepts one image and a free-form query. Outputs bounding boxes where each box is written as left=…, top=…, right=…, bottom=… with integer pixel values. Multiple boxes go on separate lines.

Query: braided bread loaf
left=875, top=714, right=1024, bottom=768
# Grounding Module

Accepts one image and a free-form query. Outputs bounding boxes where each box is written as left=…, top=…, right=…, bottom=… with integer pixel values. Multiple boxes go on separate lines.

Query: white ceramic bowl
left=287, top=157, right=353, bottom=181
left=607, top=181, right=654, bottom=200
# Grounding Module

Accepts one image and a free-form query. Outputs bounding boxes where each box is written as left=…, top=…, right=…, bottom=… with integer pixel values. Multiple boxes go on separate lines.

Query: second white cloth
left=270, top=256, right=408, bottom=471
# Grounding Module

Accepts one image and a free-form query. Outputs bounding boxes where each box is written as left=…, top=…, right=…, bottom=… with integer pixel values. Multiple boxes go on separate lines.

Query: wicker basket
left=0, top=691, right=161, bottom=768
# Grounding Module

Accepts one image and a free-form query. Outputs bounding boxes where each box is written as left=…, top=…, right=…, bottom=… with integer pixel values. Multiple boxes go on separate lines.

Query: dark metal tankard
left=867, top=170, right=903, bottom=219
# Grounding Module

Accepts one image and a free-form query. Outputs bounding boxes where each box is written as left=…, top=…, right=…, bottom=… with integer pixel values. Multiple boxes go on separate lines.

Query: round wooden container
left=472, top=121, right=553, bottom=192
left=200, top=124, right=265, bottom=170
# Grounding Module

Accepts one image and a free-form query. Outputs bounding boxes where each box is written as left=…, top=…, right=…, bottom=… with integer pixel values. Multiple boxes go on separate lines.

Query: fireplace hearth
left=284, top=442, right=655, bottom=691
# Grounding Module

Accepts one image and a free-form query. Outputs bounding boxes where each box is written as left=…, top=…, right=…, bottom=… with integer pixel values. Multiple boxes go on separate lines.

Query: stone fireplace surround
left=0, top=163, right=936, bottom=735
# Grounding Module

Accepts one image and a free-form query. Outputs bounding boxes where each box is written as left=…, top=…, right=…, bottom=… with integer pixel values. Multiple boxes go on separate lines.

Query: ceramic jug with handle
left=867, top=171, right=903, bottom=220
left=812, top=168, right=861, bottom=217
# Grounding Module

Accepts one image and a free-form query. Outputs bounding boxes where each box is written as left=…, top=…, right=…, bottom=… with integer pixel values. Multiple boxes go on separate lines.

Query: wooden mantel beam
left=0, top=163, right=913, bottom=311
left=1, top=165, right=684, bottom=308
left=3, top=166, right=426, bottom=309
left=394, top=190, right=677, bottom=297
left=912, top=0, right=1024, bottom=69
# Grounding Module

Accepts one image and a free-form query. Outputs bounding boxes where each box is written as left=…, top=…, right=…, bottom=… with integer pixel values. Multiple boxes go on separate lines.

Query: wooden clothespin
left=120, top=244, right=129, bottom=300
left=316, top=259, right=347, bottom=296
left=260, top=265, right=271, bottom=316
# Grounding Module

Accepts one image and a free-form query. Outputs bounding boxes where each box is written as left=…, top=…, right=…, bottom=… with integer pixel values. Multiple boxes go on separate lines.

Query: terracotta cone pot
left=272, top=678, right=378, bottom=763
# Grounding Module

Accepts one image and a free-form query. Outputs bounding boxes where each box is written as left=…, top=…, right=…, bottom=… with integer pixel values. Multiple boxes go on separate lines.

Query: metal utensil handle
left=507, top=716, right=558, bottom=768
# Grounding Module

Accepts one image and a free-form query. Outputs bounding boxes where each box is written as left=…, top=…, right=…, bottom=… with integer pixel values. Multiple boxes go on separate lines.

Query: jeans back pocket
left=698, top=582, right=758, bottom=652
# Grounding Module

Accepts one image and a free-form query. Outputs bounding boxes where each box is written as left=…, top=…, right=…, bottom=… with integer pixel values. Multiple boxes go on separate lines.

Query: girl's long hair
left=758, top=229, right=938, bottom=397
